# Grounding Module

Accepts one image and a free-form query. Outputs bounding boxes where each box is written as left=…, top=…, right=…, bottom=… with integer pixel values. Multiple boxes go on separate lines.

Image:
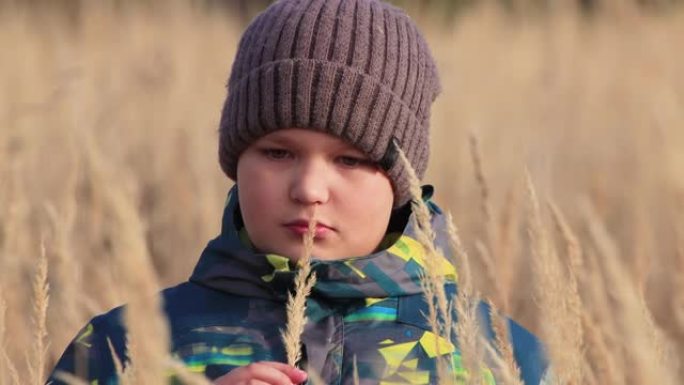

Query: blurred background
left=1, top=0, right=683, bottom=382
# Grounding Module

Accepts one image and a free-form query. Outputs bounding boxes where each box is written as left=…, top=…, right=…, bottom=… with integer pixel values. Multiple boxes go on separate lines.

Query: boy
left=48, top=0, right=550, bottom=384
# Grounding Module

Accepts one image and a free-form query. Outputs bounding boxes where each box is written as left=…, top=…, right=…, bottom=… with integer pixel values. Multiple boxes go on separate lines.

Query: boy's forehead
left=259, top=128, right=363, bottom=152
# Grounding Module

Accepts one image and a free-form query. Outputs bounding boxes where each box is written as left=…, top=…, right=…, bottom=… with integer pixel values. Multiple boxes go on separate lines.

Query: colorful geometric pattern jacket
left=47, top=186, right=550, bottom=385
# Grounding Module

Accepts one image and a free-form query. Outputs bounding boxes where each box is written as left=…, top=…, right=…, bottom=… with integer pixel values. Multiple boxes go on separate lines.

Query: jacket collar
left=189, top=186, right=456, bottom=303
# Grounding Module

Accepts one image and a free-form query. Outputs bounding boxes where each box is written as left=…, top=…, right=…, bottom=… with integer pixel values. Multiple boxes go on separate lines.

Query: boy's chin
left=266, top=244, right=348, bottom=262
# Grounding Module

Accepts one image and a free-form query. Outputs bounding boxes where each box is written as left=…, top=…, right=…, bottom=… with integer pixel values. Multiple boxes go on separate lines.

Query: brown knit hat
left=218, top=0, right=441, bottom=207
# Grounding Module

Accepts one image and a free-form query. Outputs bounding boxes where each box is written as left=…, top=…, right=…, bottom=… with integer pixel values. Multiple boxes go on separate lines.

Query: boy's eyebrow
left=259, top=135, right=297, bottom=147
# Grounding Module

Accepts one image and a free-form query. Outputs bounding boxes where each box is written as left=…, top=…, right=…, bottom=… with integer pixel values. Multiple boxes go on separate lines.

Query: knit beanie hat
left=218, top=0, right=441, bottom=207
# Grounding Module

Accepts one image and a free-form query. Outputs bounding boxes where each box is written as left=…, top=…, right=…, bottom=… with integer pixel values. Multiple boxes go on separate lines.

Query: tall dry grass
left=1, top=1, right=683, bottom=384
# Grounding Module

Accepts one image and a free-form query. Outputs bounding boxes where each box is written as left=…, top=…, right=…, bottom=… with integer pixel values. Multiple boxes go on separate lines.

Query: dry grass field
left=1, top=1, right=683, bottom=384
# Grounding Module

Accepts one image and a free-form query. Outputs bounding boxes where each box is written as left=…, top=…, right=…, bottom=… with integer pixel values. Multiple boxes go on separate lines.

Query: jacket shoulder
left=47, top=282, right=258, bottom=384
left=477, top=301, right=550, bottom=385
left=46, top=305, right=127, bottom=384
left=396, top=289, right=549, bottom=385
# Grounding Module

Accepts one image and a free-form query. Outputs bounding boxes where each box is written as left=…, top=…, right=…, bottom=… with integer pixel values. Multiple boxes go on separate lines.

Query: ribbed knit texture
left=218, top=0, right=441, bottom=207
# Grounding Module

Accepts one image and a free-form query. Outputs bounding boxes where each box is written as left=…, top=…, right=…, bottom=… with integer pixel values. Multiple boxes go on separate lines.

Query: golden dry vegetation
left=1, top=1, right=683, bottom=384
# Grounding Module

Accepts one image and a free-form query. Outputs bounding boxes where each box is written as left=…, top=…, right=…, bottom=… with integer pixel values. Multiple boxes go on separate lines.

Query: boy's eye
left=337, top=156, right=370, bottom=168
left=261, top=148, right=292, bottom=160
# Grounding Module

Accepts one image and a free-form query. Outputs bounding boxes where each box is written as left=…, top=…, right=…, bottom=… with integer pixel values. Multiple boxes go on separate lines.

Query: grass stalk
left=468, top=132, right=505, bottom=308
left=1, top=293, right=20, bottom=385
left=582, top=200, right=676, bottom=385
left=397, top=148, right=453, bottom=382
left=581, top=309, right=619, bottom=383
left=481, top=336, right=524, bottom=385
left=282, top=207, right=318, bottom=367
left=548, top=201, right=584, bottom=383
left=444, top=212, right=492, bottom=384
left=452, top=291, right=485, bottom=385
left=487, top=299, right=522, bottom=384
left=28, top=240, right=50, bottom=385
left=496, top=188, right=521, bottom=312
left=526, top=173, right=584, bottom=384
left=445, top=212, right=472, bottom=294
left=43, top=155, right=83, bottom=349
left=468, top=132, right=494, bottom=240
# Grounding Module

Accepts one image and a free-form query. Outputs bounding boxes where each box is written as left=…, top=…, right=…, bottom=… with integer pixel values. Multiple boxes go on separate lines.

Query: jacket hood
left=189, top=186, right=456, bottom=306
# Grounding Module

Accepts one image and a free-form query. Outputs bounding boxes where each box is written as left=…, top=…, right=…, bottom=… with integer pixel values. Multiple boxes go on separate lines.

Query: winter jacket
left=47, top=186, right=550, bottom=385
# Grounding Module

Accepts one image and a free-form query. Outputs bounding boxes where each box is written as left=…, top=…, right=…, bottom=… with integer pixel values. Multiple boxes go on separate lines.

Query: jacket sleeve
left=46, top=310, right=128, bottom=385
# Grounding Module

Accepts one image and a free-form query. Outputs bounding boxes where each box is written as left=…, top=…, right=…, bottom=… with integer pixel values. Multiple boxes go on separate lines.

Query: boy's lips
left=283, top=219, right=334, bottom=238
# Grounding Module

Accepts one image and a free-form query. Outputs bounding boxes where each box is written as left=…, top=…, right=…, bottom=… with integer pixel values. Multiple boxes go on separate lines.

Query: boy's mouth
left=283, top=220, right=333, bottom=238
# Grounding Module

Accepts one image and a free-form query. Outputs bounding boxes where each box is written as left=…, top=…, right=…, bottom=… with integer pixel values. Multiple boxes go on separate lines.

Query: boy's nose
left=289, top=159, right=330, bottom=205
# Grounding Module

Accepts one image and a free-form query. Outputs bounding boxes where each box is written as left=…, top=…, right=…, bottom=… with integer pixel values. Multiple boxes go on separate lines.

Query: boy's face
left=236, top=128, right=395, bottom=261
